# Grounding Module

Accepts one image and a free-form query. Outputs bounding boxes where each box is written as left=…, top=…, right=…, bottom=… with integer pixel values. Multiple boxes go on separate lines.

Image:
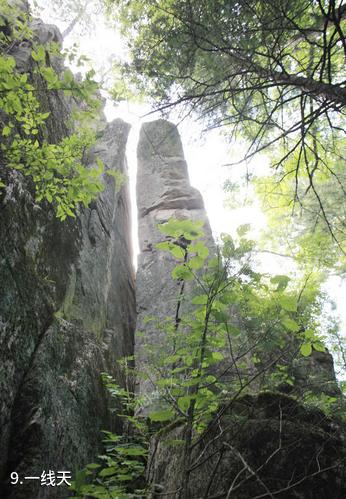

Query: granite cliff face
left=0, top=128, right=135, bottom=499
left=136, top=120, right=214, bottom=399
left=0, top=12, right=135, bottom=499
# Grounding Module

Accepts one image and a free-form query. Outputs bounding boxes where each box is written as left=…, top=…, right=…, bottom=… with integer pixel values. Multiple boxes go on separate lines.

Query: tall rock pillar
left=135, top=119, right=340, bottom=403
left=136, top=120, right=214, bottom=398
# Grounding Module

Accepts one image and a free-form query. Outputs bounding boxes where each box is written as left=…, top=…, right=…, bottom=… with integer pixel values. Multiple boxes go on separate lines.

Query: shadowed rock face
left=0, top=13, right=135, bottom=499
left=136, top=120, right=214, bottom=399
left=0, top=120, right=135, bottom=499
left=148, top=393, right=346, bottom=498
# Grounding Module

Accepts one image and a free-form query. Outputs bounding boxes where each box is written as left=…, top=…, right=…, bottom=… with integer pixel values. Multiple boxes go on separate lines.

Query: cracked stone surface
left=0, top=12, right=135, bottom=499
left=136, top=120, right=215, bottom=400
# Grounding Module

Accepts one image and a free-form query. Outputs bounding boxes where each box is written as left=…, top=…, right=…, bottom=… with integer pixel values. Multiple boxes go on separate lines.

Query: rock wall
left=0, top=126, right=135, bottom=499
left=0, top=11, right=135, bottom=499
left=149, top=392, right=346, bottom=498
left=136, top=119, right=214, bottom=400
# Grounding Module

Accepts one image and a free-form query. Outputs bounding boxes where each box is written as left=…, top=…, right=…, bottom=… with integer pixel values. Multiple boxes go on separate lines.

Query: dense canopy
left=108, top=0, right=346, bottom=265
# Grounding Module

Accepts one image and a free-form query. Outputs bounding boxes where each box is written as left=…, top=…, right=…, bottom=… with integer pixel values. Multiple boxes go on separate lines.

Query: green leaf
left=117, top=447, right=147, bottom=456
left=227, top=324, right=241, bottom=336
left=86, top=463, right=101, bottom=470
left=31, top=45, right=45, bottom=62
left=271, top=275, right=290, bottom=291
left=191, top=294, right=208, bottom=305
left=73, top=469, right=87, bottom=493
left=211, top=309, right=229, bottom=323
left=189, top=255, right=204, bottom=269
left=313, top=341, right=325, bottom=352
left=282, top=317, right=300, bottom=332
left=149, top=409, right=174, bottom=422
left=158, top=218, right=204, bottom=239
left=237, top=224, right=250, bottom=236
left=178, top=395, right=195, bottom=412
left=170, top=245, right=186, bottom=259
left=117, top=474, right=133, bottom=481
left=2, top=126, right=11, bottom=137
left=156, top=241, right=186, bottom=259
left=211, top=351, right=224, bottom=361
left=98, top=467, right=117, bottom=477
left=192, top=240, right=209, bottom=258
left=41, top=66, right=58, bottom=85
left=172, top=264, right=194, bottom=280
left=278, top=295, right=297, bottom=312
left=156, top=241, right=172, bottom=251
left=300, top=343, right=312, bottom=357
left=63, top=69, right=74, bottom=84
left=304, top=329, right=315, bottom=339
left=156, top=377, right=175, bottom=387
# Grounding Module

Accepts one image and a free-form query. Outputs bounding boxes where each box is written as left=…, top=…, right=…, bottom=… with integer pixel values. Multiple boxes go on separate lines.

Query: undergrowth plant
left=0, top=0, right=123, bottom=220
left=70, top=219, right=338, bottom=498
left=70, top=371, right=148, bottom=499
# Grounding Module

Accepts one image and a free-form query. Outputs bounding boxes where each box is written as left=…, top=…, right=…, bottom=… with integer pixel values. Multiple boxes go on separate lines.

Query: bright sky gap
left=32, top=0, right=346, bottom=380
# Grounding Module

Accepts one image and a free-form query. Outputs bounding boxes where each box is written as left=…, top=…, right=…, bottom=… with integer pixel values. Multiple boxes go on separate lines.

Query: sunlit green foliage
left=70, top=372, right=148, bottom=498
left=108, top=0, right=346, bottom=137
left=108, top=0, right=346, bottom=257
left=72, top=219, right=341, bottom=497
left=139, top=220, right=330, bottom=429
left=0, top=0, right=113, bottom=219
left=255, top=146, right=346, bottom=271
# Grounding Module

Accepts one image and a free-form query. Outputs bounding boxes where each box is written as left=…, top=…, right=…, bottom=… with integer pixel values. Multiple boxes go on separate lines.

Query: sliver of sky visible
left=29, top=1, right=346, bottom=377
left=30, top=0, right=269, bottom=260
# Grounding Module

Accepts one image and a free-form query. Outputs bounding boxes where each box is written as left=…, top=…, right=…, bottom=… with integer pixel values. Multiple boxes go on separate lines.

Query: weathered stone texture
left=136, top=119, right=214, bottom=398
left=0, top=14, right=135, bottom=499
left=0, top=118, right=135, bottom=499
left=149, top=393, right=346, bottom=498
